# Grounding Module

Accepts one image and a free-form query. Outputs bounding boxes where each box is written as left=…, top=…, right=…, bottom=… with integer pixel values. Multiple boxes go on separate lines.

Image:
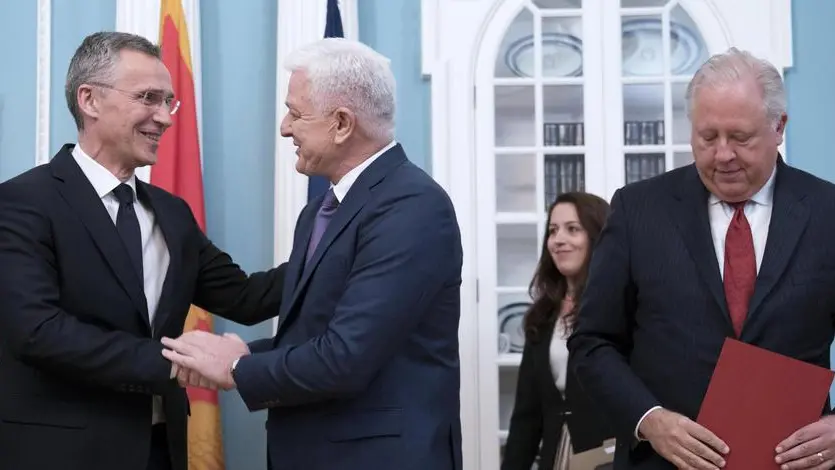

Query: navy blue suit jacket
left=233, top=144, right=464, bottom=470
left=568, top=160, right=835, bottom=469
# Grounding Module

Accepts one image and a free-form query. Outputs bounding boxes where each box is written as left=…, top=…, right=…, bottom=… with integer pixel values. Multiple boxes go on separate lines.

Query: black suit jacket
left=568, top=160, right=835, bottom=469
left=503, top=319, right=614, bottom=470
left=0, top=144, right=286, bottom=470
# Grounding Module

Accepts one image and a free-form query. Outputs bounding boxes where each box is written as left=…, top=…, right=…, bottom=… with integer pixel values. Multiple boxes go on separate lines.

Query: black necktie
left=113, top=184, right=143, bottom=283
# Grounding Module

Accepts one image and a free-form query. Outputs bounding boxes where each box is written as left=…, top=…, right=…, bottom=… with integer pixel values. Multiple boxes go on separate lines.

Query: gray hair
left=66, top=31, right=161, bottom=130
left=685, top=47, right=786, bottom=125
left=284, top=37, right=396, bottom=142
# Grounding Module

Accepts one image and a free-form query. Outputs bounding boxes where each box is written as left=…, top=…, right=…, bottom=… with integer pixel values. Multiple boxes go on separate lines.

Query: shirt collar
left=71, top=143, right=137, bottom=200
left=708, top=163, right=776, bottom=207
left=331, top=140, right=396, bottom=203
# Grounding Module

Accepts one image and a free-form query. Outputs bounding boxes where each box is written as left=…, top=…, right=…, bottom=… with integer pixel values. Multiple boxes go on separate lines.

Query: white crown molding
left=35, top=0, right=51, bottom=166
left=273, top=0, right=358, bottom=333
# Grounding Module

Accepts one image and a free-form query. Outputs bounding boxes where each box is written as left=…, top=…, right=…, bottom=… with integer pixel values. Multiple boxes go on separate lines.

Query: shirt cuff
left=634, top=406, right=663, bottom=440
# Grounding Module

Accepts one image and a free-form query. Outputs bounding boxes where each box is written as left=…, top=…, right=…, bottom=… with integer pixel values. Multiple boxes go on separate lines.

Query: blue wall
left=0, top=1, right=36, bottom=179
left=782, top=0, right=835, bottom=399
left=0, top=1, right=833, bottom=469
left=784, top=0, right=835, bottom=181
left=50, top=0, right=117, bottom=147
left=360, top=0, right=431, bottom=171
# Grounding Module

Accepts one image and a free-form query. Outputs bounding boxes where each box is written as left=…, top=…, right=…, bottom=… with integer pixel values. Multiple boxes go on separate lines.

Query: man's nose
left=715, top=140, right=735, bottom=162
left=154, top=107, right=173, bottom=129
left=280, top=115, right=292, bottom=138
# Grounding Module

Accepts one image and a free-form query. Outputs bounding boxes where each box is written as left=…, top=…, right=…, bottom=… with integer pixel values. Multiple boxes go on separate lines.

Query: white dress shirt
left=331, top=140, right=397, bottom=202
left=72, top=144, right=170, bottom=424
left=634, top=166, right=776, bottom=439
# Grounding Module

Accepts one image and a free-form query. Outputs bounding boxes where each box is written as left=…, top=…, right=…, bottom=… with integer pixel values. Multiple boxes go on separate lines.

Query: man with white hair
left=161, top=38, right=464, bottom=470
left=568, top=47, right=835, bottom=470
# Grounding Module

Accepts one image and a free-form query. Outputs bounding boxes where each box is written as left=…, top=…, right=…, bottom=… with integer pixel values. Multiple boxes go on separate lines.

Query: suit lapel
left=50, top=146, right=150, bottom=329
left=281, top=203, right=317, bottom=313
left=747, top=161, right=809, bottom=319
left=137, top=182, right=182, bottom=336
left=670, top=166, right=732, bottom=331
left=282, top=186, right=369, bottom=321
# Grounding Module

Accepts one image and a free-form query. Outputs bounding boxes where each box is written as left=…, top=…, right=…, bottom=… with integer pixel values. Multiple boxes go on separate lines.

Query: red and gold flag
left=156, top=1, right=224, bottom=468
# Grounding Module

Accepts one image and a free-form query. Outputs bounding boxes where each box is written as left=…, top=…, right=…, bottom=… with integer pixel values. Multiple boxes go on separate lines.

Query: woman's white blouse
left=549, top=320, right=570, bottom=393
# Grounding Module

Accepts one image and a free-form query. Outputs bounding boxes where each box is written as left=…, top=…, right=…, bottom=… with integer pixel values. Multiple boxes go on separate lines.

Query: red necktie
left=723, top=202, right=756, bottom=337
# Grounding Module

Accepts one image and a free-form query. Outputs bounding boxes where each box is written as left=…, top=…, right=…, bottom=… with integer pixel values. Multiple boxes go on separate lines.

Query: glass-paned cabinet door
left=620, top=0, right=707, bottom=181
left=492, top=0, right=584, bottom=464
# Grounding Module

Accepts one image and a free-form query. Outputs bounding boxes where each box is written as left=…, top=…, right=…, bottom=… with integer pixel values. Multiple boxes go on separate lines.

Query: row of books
left=542, top=152, right=665, bottom=203
left=542, top=120, right=666, bottom=147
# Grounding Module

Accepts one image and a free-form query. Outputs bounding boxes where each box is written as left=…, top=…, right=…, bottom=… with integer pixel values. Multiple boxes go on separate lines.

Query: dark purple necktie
left=306, top=188, right=339, bottom=263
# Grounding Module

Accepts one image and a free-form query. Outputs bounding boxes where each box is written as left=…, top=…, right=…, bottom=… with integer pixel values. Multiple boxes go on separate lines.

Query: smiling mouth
left=139, top=130, right=161, bottom=142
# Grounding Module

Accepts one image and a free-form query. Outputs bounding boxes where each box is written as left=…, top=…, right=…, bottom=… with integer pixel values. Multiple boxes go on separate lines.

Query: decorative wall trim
left=771, top=0, right=793, bottom=158
left=339, top=0, right=359, bottom=42
left=420, top=0, right=439, bottom=76
left=35, top=0, right=51, bottom=166
left=420, top=1, right=491, bottom=467
left=771, top=0, right=794, bottom=69
left=272, top=0, right=359, bottom=333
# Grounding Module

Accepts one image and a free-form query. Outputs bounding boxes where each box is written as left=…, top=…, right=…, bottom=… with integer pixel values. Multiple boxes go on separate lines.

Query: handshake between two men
left=162, top=330, right=250, bottom=391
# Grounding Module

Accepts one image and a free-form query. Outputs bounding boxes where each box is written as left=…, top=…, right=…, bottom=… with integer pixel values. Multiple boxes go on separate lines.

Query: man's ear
left=775, top=112, right=788, bottom=146
left=333, top=107, right=356, bottom=145
left=76, top=84, right=102, bottom=120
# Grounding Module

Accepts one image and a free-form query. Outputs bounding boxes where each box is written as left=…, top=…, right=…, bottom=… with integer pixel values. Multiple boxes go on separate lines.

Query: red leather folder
left=696, top=338, right=834, bottom=469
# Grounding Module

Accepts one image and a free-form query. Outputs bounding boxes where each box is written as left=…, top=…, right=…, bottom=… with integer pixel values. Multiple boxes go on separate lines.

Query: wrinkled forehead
left=112, top=49, right=174, bottom=94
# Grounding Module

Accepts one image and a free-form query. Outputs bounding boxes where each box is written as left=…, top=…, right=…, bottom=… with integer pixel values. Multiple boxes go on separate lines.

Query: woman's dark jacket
left=501, top=319, right=614, bottom=470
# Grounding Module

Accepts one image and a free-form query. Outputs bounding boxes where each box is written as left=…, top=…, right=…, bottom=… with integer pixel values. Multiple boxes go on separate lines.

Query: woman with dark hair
left=502, top=191, right=613, bottom=470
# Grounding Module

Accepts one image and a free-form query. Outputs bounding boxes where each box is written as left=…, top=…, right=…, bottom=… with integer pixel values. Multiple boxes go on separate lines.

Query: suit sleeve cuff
left=247, top=338, right=274, bottom=354
left=232, top=352, right=283, bottom=411
left=634, top=406, right=662, bottom=440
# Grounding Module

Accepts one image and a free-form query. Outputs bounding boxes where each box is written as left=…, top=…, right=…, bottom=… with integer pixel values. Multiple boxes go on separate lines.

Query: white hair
left=284, top=37, right=396, bottom=142
left=685, top=47, right=786, bottom=125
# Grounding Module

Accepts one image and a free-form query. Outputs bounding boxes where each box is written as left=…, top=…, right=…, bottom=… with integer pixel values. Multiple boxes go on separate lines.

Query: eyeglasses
left=89, top=82, right=181, bottom=115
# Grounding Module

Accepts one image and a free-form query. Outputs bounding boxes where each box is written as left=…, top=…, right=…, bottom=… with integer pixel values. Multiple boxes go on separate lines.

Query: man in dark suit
left=568, top=47, right=835, bottom=470
left=0, top=32, right=286, bottom=470
left=161, top=37, right=464, bottom=470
